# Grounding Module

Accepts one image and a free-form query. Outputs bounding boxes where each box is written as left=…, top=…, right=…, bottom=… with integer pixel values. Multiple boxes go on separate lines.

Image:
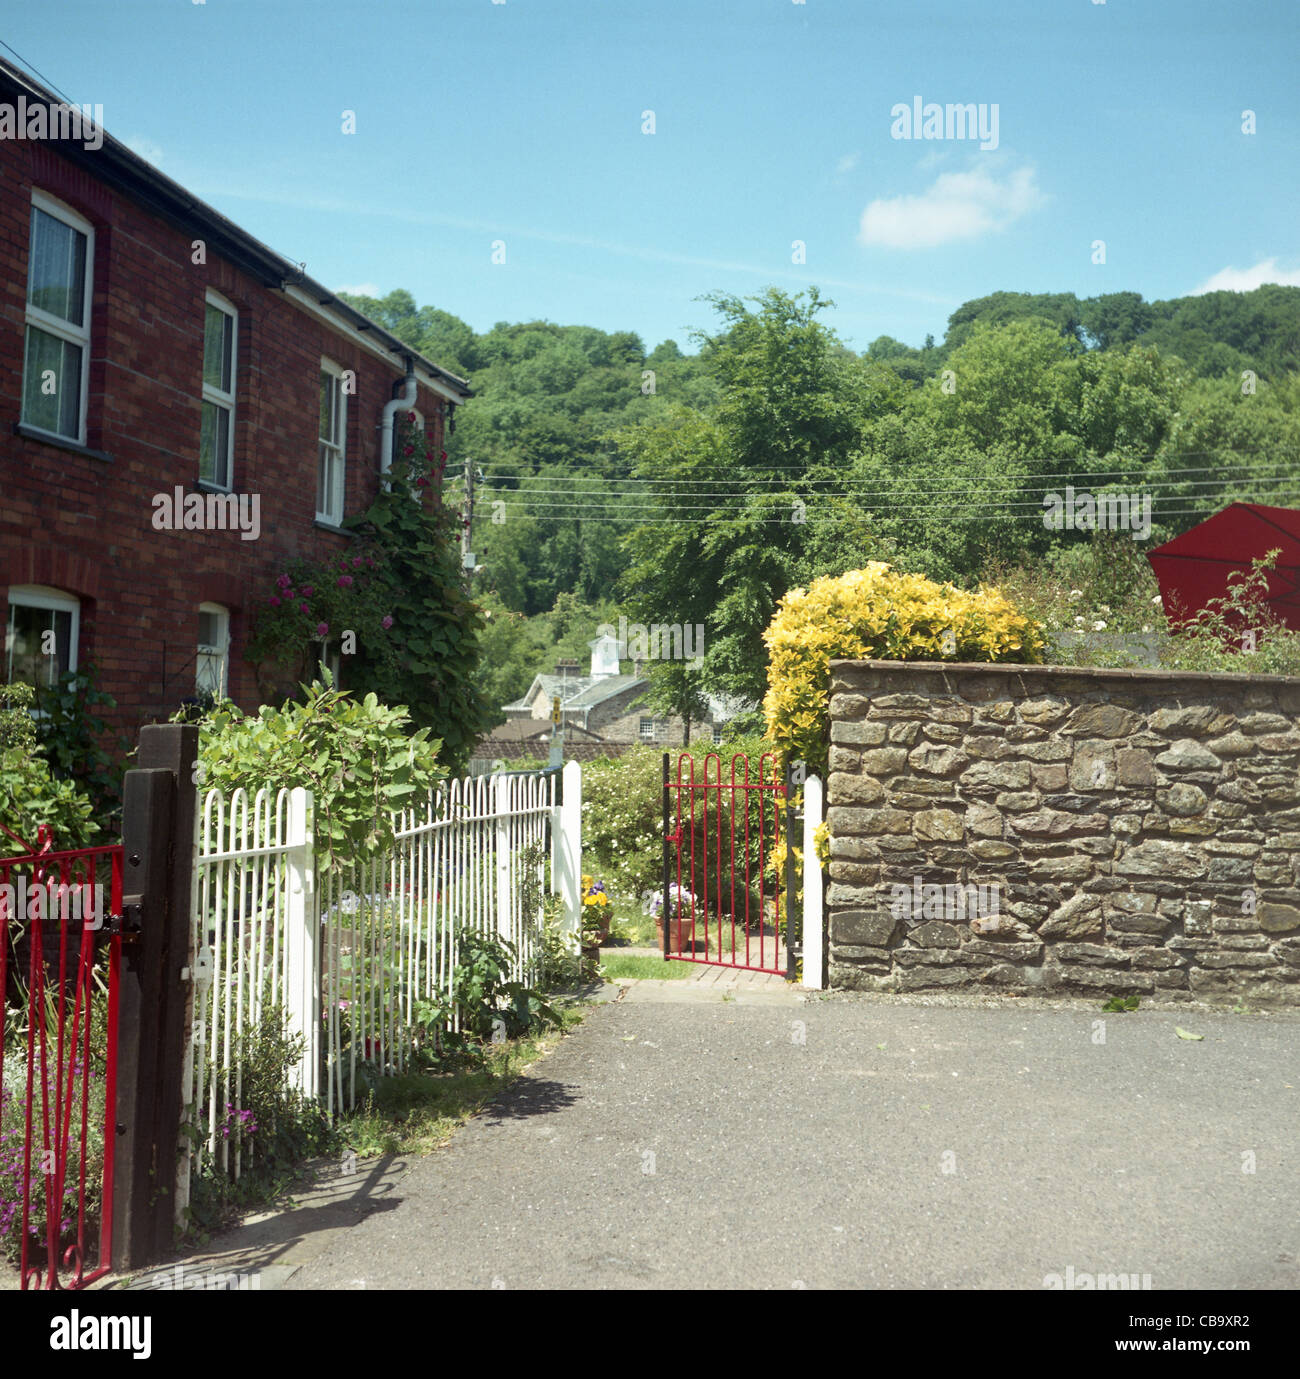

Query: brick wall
left=0, top=136, right=453, bottom=743
left=826, top=660, right=1300, bottom=1004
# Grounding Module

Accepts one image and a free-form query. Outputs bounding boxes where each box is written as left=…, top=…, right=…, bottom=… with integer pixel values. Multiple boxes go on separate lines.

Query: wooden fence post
left=113, top=722, right=197, bottom=1269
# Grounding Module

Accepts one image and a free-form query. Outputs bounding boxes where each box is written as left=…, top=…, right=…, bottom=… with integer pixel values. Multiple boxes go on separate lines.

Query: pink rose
left=381, top=615, right=393, bottom=630
left=338, top=575, right=353, bottom=588
left=300, top=585, right=314, bottom=598
left=269, top=596, right=281, bottom=607
left=316, top=622, right=329, bottom=637
left=299, top=602, right=309, bottom=614
left=352, top=556, right=363, bottom=569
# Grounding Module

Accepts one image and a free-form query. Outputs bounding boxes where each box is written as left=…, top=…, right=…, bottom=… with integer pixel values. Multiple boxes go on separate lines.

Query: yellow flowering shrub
left=763, top=562, right=1045, bottom=777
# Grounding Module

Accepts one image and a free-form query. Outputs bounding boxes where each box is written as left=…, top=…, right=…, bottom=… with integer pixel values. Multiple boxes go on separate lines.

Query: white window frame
left=711, top=724, right=724, bottom=746
left=313, top=639, right=342, bottom=688
left=318, top=359, right=347, bottom=524
left=201, top=290, right=237, bottom=490
left=196, top=602, right=230, bottom=700
left=23, top=191, right=94, bottom=445
left=639, top=717, right=656, bottom=742
left=4, top=584, right=81, bottom=688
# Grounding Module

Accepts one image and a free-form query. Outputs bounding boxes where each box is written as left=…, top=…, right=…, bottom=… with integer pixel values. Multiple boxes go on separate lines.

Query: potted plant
left=580, top=876, right=611, bottom=944
left=647, top=884, right=697, bottom=955
left=578, top=876, right=611, bottom=974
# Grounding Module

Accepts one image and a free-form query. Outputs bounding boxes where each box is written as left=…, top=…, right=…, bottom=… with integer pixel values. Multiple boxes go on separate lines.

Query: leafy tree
left=617, top=288, right=881, bottom=705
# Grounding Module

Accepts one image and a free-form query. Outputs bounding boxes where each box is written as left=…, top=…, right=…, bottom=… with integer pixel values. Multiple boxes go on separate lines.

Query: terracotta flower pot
left=655, top=914, right=688, bottom=955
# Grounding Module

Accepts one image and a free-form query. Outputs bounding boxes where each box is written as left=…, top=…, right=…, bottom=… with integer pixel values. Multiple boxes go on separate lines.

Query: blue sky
left=5, top=0, right=1297, bottom=358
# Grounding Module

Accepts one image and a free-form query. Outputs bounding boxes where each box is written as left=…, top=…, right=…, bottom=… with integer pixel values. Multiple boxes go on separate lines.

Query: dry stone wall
left=827, top=661, right=1300, bottom=1002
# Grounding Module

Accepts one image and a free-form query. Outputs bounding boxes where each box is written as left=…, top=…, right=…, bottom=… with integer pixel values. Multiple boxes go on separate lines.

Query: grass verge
left=334, top=1004, right=587, bottom=1158
left=599, top=953, right=695, bottom=981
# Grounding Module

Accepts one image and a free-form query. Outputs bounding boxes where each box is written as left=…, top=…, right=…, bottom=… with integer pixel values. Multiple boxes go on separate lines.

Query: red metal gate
left=0, top=824, right=123, bottom=1289
left=660, top=753, right=796, bottom=978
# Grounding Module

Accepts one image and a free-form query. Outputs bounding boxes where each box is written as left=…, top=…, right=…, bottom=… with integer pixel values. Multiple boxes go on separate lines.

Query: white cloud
left=858, top=163, right=1043, bottom=249
left=333, top=282, right=382, bottom=298
left=122, top=136, right=164, bottom=166
left=835, top=153, right=859, bottom=176
left=1191, top=258, right=1300, bottom=294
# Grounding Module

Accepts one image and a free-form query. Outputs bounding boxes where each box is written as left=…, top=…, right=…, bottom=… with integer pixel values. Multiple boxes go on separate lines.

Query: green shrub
left=763, top=562, right=1045, bottom=777
left=0, top=685, right=101, bottom=851
left=184, top=677, right=444, bottom=869
left=185, top=1003, right=332, bottom=1235
left=32, top=665, right=126, bottom=830
left=449, top=929, right=556, bottom=1042
left=581, top=746, right=665, bottom=903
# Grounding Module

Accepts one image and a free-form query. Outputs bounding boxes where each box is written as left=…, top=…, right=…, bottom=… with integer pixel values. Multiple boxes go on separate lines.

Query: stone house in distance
left=476, top=632, right=745, bottom=764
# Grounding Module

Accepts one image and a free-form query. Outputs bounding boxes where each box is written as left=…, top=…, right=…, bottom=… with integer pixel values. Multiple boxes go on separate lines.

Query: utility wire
left=477, top=444, right=1300, bottom=485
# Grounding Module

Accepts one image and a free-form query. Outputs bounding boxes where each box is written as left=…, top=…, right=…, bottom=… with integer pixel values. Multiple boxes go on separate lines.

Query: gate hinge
left=665, top=831, right=683, bottom=845
left=107, top=897, right=144, bottom=943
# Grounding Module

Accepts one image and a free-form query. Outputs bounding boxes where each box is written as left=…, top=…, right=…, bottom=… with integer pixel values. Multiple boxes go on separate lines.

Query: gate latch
left=184, top=944, right=214, bottom=990
left=107, top=897, right=144, bottom=943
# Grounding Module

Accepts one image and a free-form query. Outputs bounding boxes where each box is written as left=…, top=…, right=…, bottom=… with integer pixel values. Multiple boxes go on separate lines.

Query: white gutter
left=380, top=367, right=420, bottom=476
left=280, top=284, right=467, bottom=404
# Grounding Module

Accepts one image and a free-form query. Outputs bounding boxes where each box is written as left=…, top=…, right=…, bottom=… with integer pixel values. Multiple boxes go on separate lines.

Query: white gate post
left=494, top=773, right=513, bottom=954
left=556, top=761, right=582, bottom=944
left=802, top=775, right=825, bottom=990
left=284, top=786, right=319, bottom=1096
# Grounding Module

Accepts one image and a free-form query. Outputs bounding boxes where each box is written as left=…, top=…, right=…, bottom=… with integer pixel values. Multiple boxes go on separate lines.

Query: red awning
left=1147, top=503, right=1300, bottom=629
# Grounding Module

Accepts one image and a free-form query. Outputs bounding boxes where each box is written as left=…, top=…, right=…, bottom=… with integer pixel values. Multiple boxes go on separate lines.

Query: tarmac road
left=285, top=989, right=1300, bottom=1290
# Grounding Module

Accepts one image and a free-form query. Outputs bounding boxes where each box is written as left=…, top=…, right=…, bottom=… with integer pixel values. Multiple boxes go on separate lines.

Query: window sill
left=14, top=423, right=112, bottom=464
left=313, top=519, right=354, bottom=537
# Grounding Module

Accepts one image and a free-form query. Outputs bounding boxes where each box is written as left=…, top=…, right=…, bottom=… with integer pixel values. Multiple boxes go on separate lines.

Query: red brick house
left=0, top=56, right=471, bottom=743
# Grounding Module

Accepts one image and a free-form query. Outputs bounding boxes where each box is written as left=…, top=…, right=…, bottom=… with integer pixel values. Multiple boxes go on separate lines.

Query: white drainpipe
left=380, top=362, right=420, bottom=478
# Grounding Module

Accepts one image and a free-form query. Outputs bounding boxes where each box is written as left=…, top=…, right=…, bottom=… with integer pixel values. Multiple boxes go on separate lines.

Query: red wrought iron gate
left=660, top=752, right=797, bottom=978
left=0, top=824, right=123, bottom=1289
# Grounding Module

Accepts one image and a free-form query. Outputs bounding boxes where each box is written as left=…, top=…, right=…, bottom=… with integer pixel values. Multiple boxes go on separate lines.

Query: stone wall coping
left=828, top=659, right=1300, bottom=689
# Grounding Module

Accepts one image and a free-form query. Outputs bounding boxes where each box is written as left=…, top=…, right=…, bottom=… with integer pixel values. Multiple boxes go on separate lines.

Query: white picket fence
left=176, top=763, right=582, bottom=1211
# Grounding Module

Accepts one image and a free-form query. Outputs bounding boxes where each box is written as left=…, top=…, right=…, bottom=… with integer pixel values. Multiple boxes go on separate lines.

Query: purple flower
left=300, top=585, right=315, bottom=598
left=337, top=575, right=353, bottom=589
left=299, top=602, right=309, bottom=614
left=269, top=596, right=281, bottom=607
left=381, top=615, right=393, bottom=630
left=316, top=622, right=329, bottom=637
left=276, top=574, right=292, bottom=590
left=352, top=556, right=363, bottom=569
